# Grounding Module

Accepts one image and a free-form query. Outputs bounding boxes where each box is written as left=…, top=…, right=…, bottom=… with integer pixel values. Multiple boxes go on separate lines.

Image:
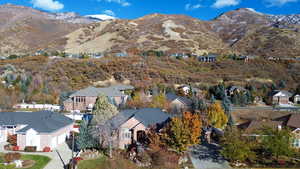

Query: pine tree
left=92, top=94, right=119, bottom=125
left=77, top=120, right=97, bottom=151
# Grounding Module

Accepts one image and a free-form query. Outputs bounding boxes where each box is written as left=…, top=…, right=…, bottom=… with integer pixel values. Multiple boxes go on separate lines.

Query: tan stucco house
left=107, top=108, right=171, bottom=149
left=63, top=84, right=134, bottom=112
left=0, top=111, right=73, bottom=151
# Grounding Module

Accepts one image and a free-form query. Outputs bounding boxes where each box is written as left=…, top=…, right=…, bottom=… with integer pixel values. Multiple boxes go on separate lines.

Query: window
left=75, top=96, right=86, bottom=103
left=121, top=128, right=131, bottom=140
left=293, top=139, right=300, bottom=148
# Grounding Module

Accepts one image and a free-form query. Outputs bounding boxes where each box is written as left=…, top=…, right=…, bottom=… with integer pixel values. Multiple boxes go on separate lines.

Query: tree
left=127, top=91, right=145, bottom=108
left=207, top=102, right=228, bottom=129
left=278, top=80, right=287, bottom=89
left=222, top=97, right=234, bottom=126
left=220, top=127, right=256, bottom=163
left=92, top=94, right=119, bottom=125
left=163, top=112, right=202, bottom=152
left=150, top=93, right=169, bottom=110
left=260, top=127, right=294, bottom=160
left=77, top=120, right=98, bottom=151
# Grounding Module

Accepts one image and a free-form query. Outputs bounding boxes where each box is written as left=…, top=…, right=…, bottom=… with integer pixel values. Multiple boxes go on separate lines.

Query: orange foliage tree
left=163, top=112, right=202, bottom=152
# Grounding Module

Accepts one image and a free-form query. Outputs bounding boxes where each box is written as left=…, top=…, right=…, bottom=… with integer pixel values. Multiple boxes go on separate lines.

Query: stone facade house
left=63, top=84, right=134, bottom=112
left=166, top=93, right=192, bottom=113
left=107, top=108, right=171, bottom=149
left=0, top=111, right=73, bottom=151
left=271, top=90, right=293, bottom=105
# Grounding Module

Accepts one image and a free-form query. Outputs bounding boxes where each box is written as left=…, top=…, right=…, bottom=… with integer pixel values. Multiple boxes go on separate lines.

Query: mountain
left=85, top=14, right=116, bottom=21
left=64, top=14, right=230, bottom=55
left=0, top=4, right=299, bottom=58
left=209, top=8, right=300, bottom=57
left=0, top=4, right=98, bottom=56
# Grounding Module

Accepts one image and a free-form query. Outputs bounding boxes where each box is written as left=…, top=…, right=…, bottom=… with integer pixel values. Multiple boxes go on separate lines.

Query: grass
left=77, top=156, right=140, bottom=169
left=0, top=154, right=50, bottom=169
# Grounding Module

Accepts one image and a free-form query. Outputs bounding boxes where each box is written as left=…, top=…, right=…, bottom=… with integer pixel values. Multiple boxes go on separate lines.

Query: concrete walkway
left=0, top=142, right=73, bottom=169
left=189, top=144, right=231, bottom=169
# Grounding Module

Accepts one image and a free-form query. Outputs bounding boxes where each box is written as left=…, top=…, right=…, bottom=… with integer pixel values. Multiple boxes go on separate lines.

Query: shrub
left=12, top=146, right=19, bottom=151
left=4, top=153, right=21, bottom=163
left=43, top=147, right=51, bottom=152
left=24, top=146, right=37, bottom=152
left=4, top=144, right=12, bottom=151
left=7, top=134, right=17, bottom=146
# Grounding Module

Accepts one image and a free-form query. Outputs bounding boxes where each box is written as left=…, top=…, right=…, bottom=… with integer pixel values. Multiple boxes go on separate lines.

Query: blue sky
left=1, top=0, right=300, bottom=20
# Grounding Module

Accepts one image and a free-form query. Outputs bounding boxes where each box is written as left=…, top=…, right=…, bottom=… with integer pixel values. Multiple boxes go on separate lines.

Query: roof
left=239, top=120, right=283, bottom=134
left=70, top=84, right=134, bottom=98
left=166, top=93, right=192, bottom=106
left=109, top=108, right=171, bottom=129
left=272, top=90, right=293, bottom=97
left=287, top=113, right=300, bottom=129
left=0, top=111, right=73, bottom=133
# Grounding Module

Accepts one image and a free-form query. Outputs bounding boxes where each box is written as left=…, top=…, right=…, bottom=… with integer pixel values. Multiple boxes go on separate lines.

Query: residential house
left=107, top=108, right=171, bottom=149
left=63, top=84, right=134, bottom=112
left=0, top=111, right=73, bottom=151
left=271, top=90, right=293, bottom=105
left=227, top=85, right=247, bottom=97
left=239, top=113, right=300, bottom=148
left=166, top=93, right=192, bottom=113
left=293, top=94, right=300, bottom=104
left=198, top=54, right=217, bottom=62
left=170, top=53, right=189, bottom=59
left=177, top=85, right=202, bottom=97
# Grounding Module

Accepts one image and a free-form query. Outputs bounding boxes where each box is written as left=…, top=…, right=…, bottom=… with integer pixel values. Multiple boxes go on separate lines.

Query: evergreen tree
left=77, top=120, right=98, bottom=151
left=278, top=80, right=287, bottom=89
left=92, top=94, right=119, bottom=125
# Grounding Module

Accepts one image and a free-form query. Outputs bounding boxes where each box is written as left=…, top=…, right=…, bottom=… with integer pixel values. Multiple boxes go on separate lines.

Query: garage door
left=58, top=134, right=66, bottom=144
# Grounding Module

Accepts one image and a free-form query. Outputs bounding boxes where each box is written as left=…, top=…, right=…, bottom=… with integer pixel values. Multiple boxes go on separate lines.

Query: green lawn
left=0, top=154, right=50, bottom=169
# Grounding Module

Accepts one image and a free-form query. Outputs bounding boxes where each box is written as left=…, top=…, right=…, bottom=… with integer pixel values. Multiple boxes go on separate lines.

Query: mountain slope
left=0, top=4, right=93, bottom=56
left=64, top=14, right=230, bottom=55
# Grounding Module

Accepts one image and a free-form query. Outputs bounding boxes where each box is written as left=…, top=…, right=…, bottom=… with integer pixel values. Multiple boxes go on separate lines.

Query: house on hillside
left=13, top=102, right=61, bottom=111
left=271, top=90, right=293, bottom=105
left=177, top=85, right=201, bottom=96
left=198, top=54, right=217, bottom=62
left=106, top=108, right=171, bottom=149
left=63, top=84, right=134, bottom=112
left=0, top=111, right=73, bottom=151
left=227, top=85, right=247, bottom=97
left=166, top=93, right=192, bottom=113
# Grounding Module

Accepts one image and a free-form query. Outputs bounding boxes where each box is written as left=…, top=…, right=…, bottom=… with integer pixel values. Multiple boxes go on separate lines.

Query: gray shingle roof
left=109, top=108, right=171, bottom=129
left=166, top=93, right=192, bottom=106
left=0, top=111, right=73, bottom=133
left=70, top=84, right=134, bottom=98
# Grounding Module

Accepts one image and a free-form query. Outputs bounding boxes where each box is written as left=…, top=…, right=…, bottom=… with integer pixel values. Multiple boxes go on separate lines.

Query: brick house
left=107, top=108, right=171, bottom=149
left=63, top=84, right=134, bottom=112
left=271, top=90, right=293, bottom=105
left=0, top=111, right=73, bottom=151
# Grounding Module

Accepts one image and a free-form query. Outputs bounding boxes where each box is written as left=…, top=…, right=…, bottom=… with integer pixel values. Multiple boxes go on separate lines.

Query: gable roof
left=272, top=90, right=293, bottom=97
left=166, top=93, right=192, bottom=106
left=287, top=113, right=300, bottom=129
left=239, top=120, right=283, bottom=134
left=0, top=111, right=73, bottom=133
left=70, top=84, right=134, bottom=98
left=109, top=108, right=171, bottom=129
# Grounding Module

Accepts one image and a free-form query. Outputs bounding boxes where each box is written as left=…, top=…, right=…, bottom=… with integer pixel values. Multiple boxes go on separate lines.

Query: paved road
left=0, top=142, right=72, bottom=169
left=189, top=144, right=231, bottom=169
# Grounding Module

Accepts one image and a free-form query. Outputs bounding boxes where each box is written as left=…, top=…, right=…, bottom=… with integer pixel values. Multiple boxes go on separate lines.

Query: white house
left=0, top=111, right=73, bottom=151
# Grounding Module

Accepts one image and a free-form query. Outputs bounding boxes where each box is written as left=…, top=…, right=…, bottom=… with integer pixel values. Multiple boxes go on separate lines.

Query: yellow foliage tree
left=150, top=93, right=169, bottom=110
left=163, top=112, right=202, bottom=152
left=207, top=102, right=228, bottom=129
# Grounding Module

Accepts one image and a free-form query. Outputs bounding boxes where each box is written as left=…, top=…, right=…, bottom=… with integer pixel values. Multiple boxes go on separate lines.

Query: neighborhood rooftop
left=109, top=108, right=171, bottom=129
left=70, top=84, right=134, bottom=97
left=0, top=111, right=73, bottom=133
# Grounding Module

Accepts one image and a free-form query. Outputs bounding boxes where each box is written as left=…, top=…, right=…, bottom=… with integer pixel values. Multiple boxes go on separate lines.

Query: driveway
left=189, top=144, right=231, bottom=169
left=0, top=142, right=73, bottom=169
